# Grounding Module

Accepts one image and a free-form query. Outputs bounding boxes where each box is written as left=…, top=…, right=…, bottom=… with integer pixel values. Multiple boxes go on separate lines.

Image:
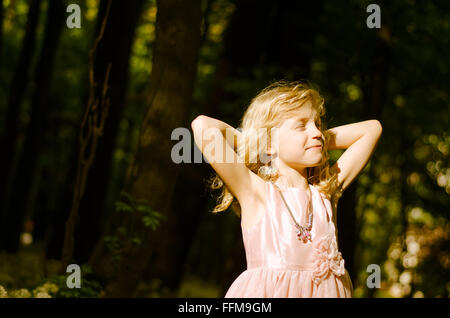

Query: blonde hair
left=208, top=80, right=340, bottom=216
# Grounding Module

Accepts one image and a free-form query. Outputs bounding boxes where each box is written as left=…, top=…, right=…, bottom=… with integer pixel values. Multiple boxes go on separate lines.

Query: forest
left=0, top=0, right=448, bottom=298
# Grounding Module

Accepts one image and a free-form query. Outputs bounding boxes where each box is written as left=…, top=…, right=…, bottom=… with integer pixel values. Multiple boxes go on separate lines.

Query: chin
left=311, top=157, right=323, bottom=167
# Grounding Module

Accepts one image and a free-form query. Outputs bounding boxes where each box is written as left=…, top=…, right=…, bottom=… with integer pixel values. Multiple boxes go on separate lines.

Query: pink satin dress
left=225, top=181, right=353, bottom=298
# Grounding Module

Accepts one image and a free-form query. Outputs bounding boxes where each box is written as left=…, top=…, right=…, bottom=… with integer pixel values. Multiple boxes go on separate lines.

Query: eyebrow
left=294, top=115, right=319, bottom=122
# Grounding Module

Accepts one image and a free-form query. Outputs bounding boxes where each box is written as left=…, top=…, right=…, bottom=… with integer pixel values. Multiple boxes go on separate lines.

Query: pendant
left=296, top=227, right=312, bottom=243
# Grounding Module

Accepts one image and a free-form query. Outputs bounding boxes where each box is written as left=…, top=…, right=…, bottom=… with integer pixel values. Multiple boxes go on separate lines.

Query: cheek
left=278, top=138, right=307, bottom=160
left=275, top=128, right=312, bottom=159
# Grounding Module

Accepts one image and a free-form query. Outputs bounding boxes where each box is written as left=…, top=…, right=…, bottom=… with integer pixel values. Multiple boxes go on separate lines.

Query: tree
left=0, top=0, right=42, bottom=250
left=0, top=0, right=3, bottom=64
left=89, top=0, right=202, bottom=297
left=67, top=0, right=146, bottom=265
left=0, top=0, right=65, bottom=252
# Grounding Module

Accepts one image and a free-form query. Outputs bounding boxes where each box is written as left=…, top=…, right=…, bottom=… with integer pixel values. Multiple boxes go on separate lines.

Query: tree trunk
left=140, top=0, right=230, bottom=293
left=142, top=163, right=211, bottom=292
left=89, top=0, right=202, bottom=297
left=336, top=182, right=357, bottom=281
left=68, top=0, right=145, bottom=265
left=0, top=0, right=42, bottom=251
left=354, top=23, right=391, bottom=296
left=0, top=0, right=65, bottom=252
left=0, top=0, right=3, bottom=65
left=44, top=1, right=103, bottom=261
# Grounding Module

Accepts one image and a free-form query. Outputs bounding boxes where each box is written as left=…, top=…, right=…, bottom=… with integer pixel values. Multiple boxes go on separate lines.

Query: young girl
left=191, top=80, right=382, bottom=298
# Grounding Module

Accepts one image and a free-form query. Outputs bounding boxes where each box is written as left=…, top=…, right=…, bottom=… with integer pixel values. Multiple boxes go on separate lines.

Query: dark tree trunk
left=2, top=0, right=64, bottom=252
left=0, top=0, right=3, bottom=65
left=69, top=0, right=145, bottom=265
left=0, top=0, right=42, bottom=250
left=89, top=0, right=202, bottom=297
left=44, top=2, right=102, bottom=261
left=336, top=182, right=357, bottom=281
left=140, top=0, right=229, bottom=293
left=28, top=1, right=65, bottom=246
left=142, top=163, right=211, bottom=292
left=341, top=22, right=391, bottom=293
left=45, top=136, right=79, bottom=259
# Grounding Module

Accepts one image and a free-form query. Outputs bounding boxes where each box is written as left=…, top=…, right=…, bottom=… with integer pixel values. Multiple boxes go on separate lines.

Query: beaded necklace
left=272, top=182, right=313, bottom=243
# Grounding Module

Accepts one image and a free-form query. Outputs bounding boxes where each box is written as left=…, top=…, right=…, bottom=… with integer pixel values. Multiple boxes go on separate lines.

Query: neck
left=274, top=159, right=309, bottom=190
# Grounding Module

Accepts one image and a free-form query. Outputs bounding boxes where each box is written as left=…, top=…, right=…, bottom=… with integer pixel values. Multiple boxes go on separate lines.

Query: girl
left=191, top=80, right=382, bottom=298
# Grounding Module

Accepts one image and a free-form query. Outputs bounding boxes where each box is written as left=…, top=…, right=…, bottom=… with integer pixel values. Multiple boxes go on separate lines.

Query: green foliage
left=43, top=264, right=102, bottom=298
left=0, top=247, right=103, bottom=298
left=115, top=191, right=166, bottom=230
left=102, top=191, right=166, bottom=265
left=103, top=235, right=122, bottom=263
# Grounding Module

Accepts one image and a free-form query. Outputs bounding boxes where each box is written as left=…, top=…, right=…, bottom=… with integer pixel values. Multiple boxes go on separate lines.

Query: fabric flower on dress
left=312, top=234, right=345, bottom=285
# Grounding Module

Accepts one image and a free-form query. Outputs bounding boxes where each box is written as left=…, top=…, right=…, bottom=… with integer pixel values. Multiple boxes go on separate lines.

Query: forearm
left=191, top=115, right=241, bottom=150
left=326, top=119, right=382, bottom=150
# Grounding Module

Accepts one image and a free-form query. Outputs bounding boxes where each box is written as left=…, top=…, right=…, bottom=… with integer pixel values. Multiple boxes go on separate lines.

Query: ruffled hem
left=224, top=267, right=353, bottom=298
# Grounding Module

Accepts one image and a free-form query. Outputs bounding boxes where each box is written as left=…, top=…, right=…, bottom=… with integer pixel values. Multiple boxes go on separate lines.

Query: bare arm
left=191, top=115, right=264, bottom=204
left=192, top=115, right=241, bottom=149
left=327, top=119, right=383, bottom=192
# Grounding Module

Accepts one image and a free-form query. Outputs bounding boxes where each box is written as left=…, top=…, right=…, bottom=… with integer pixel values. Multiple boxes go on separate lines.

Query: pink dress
left=225, top=181, right=353, bottom=298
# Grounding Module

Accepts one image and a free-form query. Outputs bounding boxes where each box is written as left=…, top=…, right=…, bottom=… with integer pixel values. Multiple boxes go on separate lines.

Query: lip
left=306, top=145, right=322, bottom=150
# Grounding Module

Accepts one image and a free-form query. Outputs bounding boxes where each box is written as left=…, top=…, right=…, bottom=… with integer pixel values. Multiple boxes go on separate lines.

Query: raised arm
left=191, top=115, right=265, bottom=204
left=327, top=119, right=382, bottom=192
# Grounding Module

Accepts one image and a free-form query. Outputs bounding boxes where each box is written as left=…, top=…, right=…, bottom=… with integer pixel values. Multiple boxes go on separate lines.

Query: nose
left=310, top=123, right=322, bottom=140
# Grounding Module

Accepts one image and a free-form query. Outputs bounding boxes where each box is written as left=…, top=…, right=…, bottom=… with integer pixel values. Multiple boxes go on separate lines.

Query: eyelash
left=297, top=121, right=320, bottom=128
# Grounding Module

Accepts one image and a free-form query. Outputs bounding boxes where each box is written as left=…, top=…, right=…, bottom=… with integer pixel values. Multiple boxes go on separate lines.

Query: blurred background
left=0, top=0, right=448, bottom=298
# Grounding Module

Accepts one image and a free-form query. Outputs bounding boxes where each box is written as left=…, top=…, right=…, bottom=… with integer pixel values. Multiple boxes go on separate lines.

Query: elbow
left=370, top=119, right=383, bottom=137
left=191, top=115, right=206, bottom=132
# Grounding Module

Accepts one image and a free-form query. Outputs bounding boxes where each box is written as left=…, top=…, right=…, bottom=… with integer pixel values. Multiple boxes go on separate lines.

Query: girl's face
left=273, top=102, right=324, bottom=169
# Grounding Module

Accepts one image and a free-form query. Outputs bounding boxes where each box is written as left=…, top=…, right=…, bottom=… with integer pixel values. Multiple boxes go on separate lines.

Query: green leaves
left=115, top=201, right=133, bottom=213
left=103, top=191, right=167, bottom=260
left=115, top=191, right=167, bottom=230
left=140, top=208, right=166, bottom=231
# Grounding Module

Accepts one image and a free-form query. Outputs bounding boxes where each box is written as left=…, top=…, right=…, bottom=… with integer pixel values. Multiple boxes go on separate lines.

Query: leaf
left=115, top=201, right=132, bottom=213
left=136, top=198, right=150, bottom=206
left=119, top=191, right=135, bottom=203
left=131, top=237, right=142, bottom=245
left=136, top=204, right=153, bottom=214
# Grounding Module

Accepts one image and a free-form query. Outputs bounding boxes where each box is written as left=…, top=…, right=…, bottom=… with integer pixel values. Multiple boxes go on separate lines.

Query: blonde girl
left=191, top=80, right=382, bottom=297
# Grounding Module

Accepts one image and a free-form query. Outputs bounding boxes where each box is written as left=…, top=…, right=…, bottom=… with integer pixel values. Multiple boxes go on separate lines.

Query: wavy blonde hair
left=208, top=80, right=340, bottom=216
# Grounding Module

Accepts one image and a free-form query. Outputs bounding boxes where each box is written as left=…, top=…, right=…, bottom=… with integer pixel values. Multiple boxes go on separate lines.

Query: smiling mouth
left=307, top=145, right=322, bottom=150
